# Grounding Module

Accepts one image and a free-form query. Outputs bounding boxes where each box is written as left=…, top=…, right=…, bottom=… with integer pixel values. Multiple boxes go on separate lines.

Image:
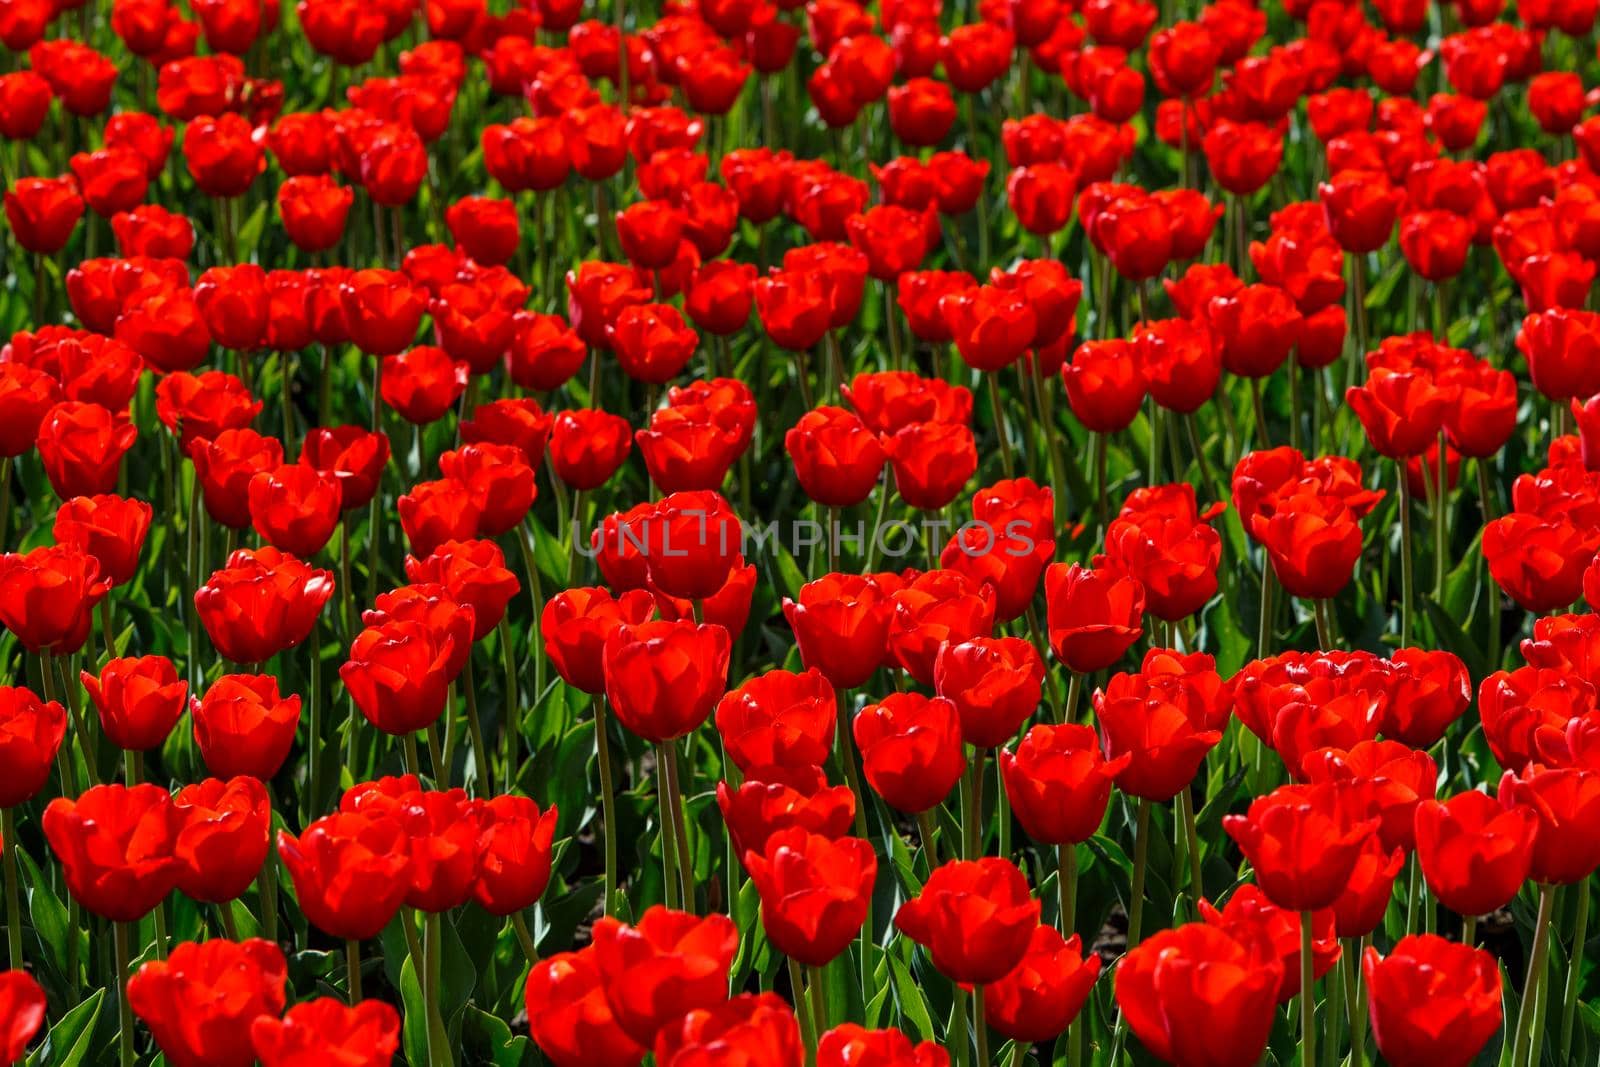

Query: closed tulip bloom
left=1330, top=836, right=1407, bottom=939
left=195, top=547, right=334, bottom=664
left=341, top=619, right=457, bottom=735
left=786, top=406, right=887, bottom=507
left=895, top=858, right=1039, bottom=983
left=818, top=1024, right=947, bottom=1067
left=1097, top=650, right=1227, bottom=801
left=982, top=925, right=1101, bottom=1042
left=127, top=938, right=288, bottom=1067
left=1115, top=922, right=1281, bottom=1067
left=1202, top=121, right=1282, bottom=197
left=745, top=828, right=876, bottom=967
left=1383, top=648, right=1471, bottom=749
left=1482, top=512, right=1598, bottom=614
left=446, top=195, right=519, bottom=266
left=4, top=176, right=84, bottom=253
left=1363, top=935, right=1502, bottom=1067
left=754, top=269, right=834, bottom=352
left=1223, top=781, right=1377, bottom=911
left=1207, top=284, right=1302, bottom=379
left=1302, top=739, right=1437, bottom=853
left=397, top=479, right=481, bottom=559
left=603, top=620, right=732, bottom=743
left=37, top=401, right=139, bottom=499
left=1318, top=169, right=1403, bottom=253
left=1001, top=723, right=1130, bottom=845
left=658, top=996, right=802, bottom=1067
left=184, top=113, right=263, bottom=198
left=249, top=463, right=342, bottom=557
left=715, top=668, right=837, bottom=774
left=933, top=637, right=1043, bottom=748
left=380, top=346, right=469, bottom=425
left=1043, top=562, right=1144, bottom=673
left=591, top=906, right=739, bottom=1046
left=472, top=794, right=558, bottom=915
left=437, top=442, right=536, bottom=538
left=611, top=302, right=698, bottom=384
left=0, top=687, right=66, bottom=809
left=884, top=421, right=977, bottom=510
left=1346, top=369, right=1450, bottom=458
left=276, top=811, right=412, bottom=940
left=717, top=764, right=858, bottom=860
left=548, top=409, right=632, bottom=491
left=0, top=363, right=60, bottom=459
left=1249, top=491, right=1366, bottom=601
left=299, top=426, right=389, bottom=512
left=0, top=544, right=112, bottom=655
left=1497, top=767, right=1600, bottom=885
left=42, top=783, right=183, bottom=921
left=190, top=673, right=302, bottom=780
left=277, top=174, right=353, bottom=253
left=639, top=490, right=743, bottom=601
left=70, top=146, right=150, bottom=217
left=1518, top=308, right=1600, bottom=402
left=190, top=429, right=285, bottom=530
left=853, top=692, right=965, bottom=814
left=0, top=71, right=51, bottom=141
left=1198, top=884, right=1340, bottom=1003
left=251, top=998, right=401, bottom=1067
left=843, top=371, right=973, bottom=434
left=1062, top=339, right=1147, bottom=433
left=542, top=586, right=657, bottom=694
left=338, top=269, right=427, bottom=356
left=782, top=574, right=893, bottom=690
left=886, top=569, right=996, bottom=686
left=523, top=946, right=647, bottom=1067
left=1413, top=790, right=1538, bottom=916
left=81, top=654, right=187, bottom=752
left=52, top=494, right=152, bottom=586
left=0, top=971, right=44, bottom=1064
left=1399, top=210, right=1473, bottom=282
left=941, top=285, right=1037, bottom=372
left=394, top=787, right=482, bottom=913
left=173, top=775, right=270, bottom=903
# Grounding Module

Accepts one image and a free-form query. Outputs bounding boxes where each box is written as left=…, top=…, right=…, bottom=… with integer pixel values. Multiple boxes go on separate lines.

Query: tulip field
left=8, top=0, right=1600, bottom=1064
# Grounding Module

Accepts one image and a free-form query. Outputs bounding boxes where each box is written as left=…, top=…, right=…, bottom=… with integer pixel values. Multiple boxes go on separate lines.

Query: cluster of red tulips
left=6, top=0, right=1600, bottom=1062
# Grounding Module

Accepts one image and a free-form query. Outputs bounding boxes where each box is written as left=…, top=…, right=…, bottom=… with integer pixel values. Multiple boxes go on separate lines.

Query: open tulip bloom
left=7, top=3, right=1600, bottom=1067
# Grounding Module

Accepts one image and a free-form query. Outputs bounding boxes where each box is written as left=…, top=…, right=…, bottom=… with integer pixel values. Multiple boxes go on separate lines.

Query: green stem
left=511, top=911, right=539, bottom=965
left=1511, top=884, right=1557, bottom=1067
left=1478, top=460, right=1502, bottom=668
left=1559, top=878, right=1591, bottom=1061
left=423, top=912, right=453, bottom=1067
left=663, top=740, right=694, bottom=909
left=115, top=922, right=134, bottom=1067
left=1178, top=789, right=1204, bottom=906
left=258, top=848, right=278, bottom=943
left=1300, top=910, right=1316, bottom=1067
left=595, top=696, right=620, bottom=916
left=1127, top=798, right=1152, bottom=949
left=1432, top=431, right=1448, bottom=602
left=2, top=809, right=21, bottom=968
left=962, top=755, right=985, bottom=860
left=1345, top=936, right=1367, bottom=1067
left=46, top=653, right=99, bottom=786
left=1058, top=842, right=1077, bottom=936
left=972, top=986, right=990, bottom=1067
left=987, top=373, right=1014, bottom=479
left=1398, top=463, right=1415, bottom=648
left=657, top=747, right=681, bottom=910
left=462, top=660, right=490, bottom=795
left=218, top=902, right=239, bottom=941
left=950, top=983, right=971, bottom=1067
left=789, top=956, right=818, bottom=1067
left=346, top=938, right=362, bottom=1003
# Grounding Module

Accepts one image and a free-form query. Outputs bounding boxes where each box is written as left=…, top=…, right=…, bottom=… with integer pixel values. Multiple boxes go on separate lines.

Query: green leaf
left=25, top=988, right=102, bottom=1067
left=461, top=1004, right=532, bottom=1067
left=889, top=950, right=935, bottom=1040
left=399, top=954, right=428, bottom=1067
left=17, top=846, right=70, bottom=986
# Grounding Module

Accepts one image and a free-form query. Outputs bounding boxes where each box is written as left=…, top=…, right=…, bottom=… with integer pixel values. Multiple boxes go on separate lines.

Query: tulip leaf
left=461, top=1004, right=531, bottom=1067
left=17, top=845, right=71, bottom=989
left=235, top=200, right=269, bottom=262
left=399, top=954, right=428, bottom=1067
left=24, top=987, right=101, bottom=1067
left=888, top=950, right=935, bottom=1041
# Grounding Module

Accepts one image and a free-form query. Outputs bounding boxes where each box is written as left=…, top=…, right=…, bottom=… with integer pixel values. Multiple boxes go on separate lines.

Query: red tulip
left=895, top=858, right=1039, bottom=983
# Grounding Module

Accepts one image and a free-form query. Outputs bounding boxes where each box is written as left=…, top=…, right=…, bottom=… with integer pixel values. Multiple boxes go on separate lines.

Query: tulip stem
left=217, top=902, right=239, bottom=941
left=1257, top=565, right=1276, bottom=660
left=403, top=732, right=423, bottom=779
left=663, top=741, right=695, bottom=908
left=1463, top=914, right=1477, bottom=945
left=1300, top=910, right=1316, bottom=1067
left=1476, top=460, right=1502, bottom=668
left=510, top=911, right=539, bottom=965
left=2, top=808, right=21, bottom=969
left=972, top=986, right=990, bottom=1067
left=259, top=850, right=278, bottom=944
left=497, top=616, right=522, bottom=796
left=115, top=922, right=134, bottom=1067
left=988, top=374, right=1014, bottom=479
left=1512, top=883, right=1557, bottom=1067
left=656, top=745, right=682, bottom=911
left=808, top=963, right=829, bottom=1039
left=0, top=457, right=11, bottom=553
left=1559, top=877, right=1591, bottom=1061
left=462, top=662, right=490, bottom=796
left=46, top=653, right=99, bottom=787
left=594, top=696, right=620, bottom=916
left=1397, top=461, right=1415, bottom=648
left=789, top=956, right=818, bottom=1066
left=962, top=755, right=985, bottom=860
left=346, top=938, right=362, bottom=1003
left=1432, top=430, right=1449, bottom=602
left=308, top=618, right=323, bottom=819
left=1313, top=598, right=1338, bottom=651
left=950, top=983, right=971, bottom=1067
left=423, top=912, right=453, bottom=1067
left=916, top=810, right=940, bottom=871
left=1127, top=798, right=1151, bottom=949
left=1057, top=842, right=1077, bottom=936
left=1343, top=936, right=1367, bottom=1067
left=425, top=723, right=445, bottom=788
left=1178, top=788, right=1204, bottom=906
